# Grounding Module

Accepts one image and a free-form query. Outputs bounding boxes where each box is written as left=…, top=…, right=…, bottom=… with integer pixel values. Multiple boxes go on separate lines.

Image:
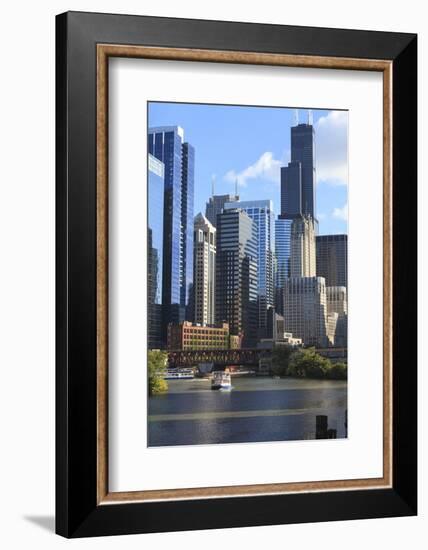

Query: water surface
left=148, top=377, right=347, bottom=446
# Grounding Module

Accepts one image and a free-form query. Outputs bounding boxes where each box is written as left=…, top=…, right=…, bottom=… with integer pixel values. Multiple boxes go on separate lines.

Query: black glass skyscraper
left=291, top=123, right=316, bottom=219
left=280, top=161, right=302, bottom=218
left=216, top=208, right=258, bottom=348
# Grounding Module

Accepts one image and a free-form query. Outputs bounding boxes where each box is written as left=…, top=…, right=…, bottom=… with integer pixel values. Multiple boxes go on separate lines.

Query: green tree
left=326, top=362, right=348, bottom=380
left=271, top=345, right=294, bottom=376
left=148, top=350, right=168, bottom=395
left=288, top=347, right=332, bottom=379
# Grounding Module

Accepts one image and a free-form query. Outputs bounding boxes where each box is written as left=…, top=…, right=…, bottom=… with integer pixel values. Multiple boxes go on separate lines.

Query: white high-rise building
left=326, top=286, right=347, bottom=315
left=326, top=286, right=348, bottom=347
left=283, top=276, right=328, bottom=347
left=326, top=312, right=339, bottom=346
left=290, top=216, right=316, bottom=277
left=193, top=213, right=216, bottom=326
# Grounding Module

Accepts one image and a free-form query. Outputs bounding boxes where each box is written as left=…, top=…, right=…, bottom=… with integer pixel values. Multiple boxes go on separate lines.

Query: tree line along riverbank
left=148, top=347, right=347, bottom=395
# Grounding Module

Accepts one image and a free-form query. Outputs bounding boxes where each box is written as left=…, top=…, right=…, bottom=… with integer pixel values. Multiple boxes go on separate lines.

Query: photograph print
left=147, top=101, right=348, bottom=447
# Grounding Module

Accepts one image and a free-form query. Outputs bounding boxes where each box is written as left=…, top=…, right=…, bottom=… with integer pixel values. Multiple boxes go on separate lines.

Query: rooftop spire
left=294, top=108, right=299, bottom=126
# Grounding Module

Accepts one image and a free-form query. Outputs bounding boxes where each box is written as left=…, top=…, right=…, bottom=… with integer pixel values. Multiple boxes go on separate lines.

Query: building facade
left=290, top=216, right=316, bottom=277
left=181, top=142, right=195, bottom=318
left=205, top=193, right=239, bottom=228
left=280, top=161, right=302, bottom=217
left=326, top=285, right=348, bottom=347
left=148, top=126, right=195, bottom=331
left=193, top=213, right=216, bottom=326
left=326, top=312, right=339, bottom=346
left=291, top=123, right=316, bottom=219
left=275, top=216, right=293, bottom=314
left=167, top=321, right=230, bottom=350
left=316, top=234, right=348, bottom=288
left=224, top=200, right=275, bottom=338
left=216, top=208, right=258, bottom=347
left=283, top=276, right=328, bottom=347
left=148, top=154, right=165, bottom=348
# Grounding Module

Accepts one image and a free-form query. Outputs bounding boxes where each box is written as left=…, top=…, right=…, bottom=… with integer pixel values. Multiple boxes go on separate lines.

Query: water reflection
left=148, top=377, right=347, bottom=447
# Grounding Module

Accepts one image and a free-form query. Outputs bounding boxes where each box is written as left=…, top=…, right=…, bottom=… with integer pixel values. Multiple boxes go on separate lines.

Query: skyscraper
left=148, top=126, right=195, bottom=330
left=326, top=286, right=348, bottom=347
left=280, top=161, right=302, bottom=217
left=316, top=234, right=348, bottom=287
left=216, top=208, right=258, bottom=347
left=291, top=123, right=316, bottom=219
left=277, top=120, right=317, bottom=315
left=181, top=142, right=195, bottom=317
left=290, top=216, right=316, bottom=277
left=283, top=277, right=328, bottom=347
left=274, top=216, right=293, bottom=315
left=205, top=193, right=239, bottom=228
left=224, top=200, right=275, bottom=338
left=275, top=217, right=293, bottom=286
left=193, top=213, right=216, bottom=326
left=148, top=154, right=165, bottom=348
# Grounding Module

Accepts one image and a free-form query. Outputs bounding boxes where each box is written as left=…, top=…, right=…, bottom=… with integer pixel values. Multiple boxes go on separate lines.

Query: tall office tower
left=216, top=208, right=258, bottom=348
left=326, top=286, right=348, bottom=347
left=147, top=154, right=165, bottom=348
left=148, top=126, right=195, bottom=329
left=193, top=213, right=216, bottom=326
left=181, top=142, right=195, bottom=318
left=205, top=193, right=239, bottom=228
left=266, top=307, right=286, bottom=341
left=316, top=234, right=348, bottom=287
left=274, top=216, right=293, bottom=314
left=224, top=200, right=275, bottom=338
left=280, top=161, right=302, bottom=217
left=291, top=123, right=316, bottom=219
left=283, top=277, right=328, bottom=347
left=290, top=216, right=316, bottom=277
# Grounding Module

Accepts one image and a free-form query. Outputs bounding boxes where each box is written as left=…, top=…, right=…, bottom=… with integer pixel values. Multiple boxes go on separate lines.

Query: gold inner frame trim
left=96, top=44, right=393, bottom=504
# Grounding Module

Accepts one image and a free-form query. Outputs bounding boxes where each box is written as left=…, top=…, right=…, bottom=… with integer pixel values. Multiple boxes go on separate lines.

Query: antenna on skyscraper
left=308, top=109, right=313, bottom=125
left=211, top=174, right=216, bottom=197
left=235, top=178, right=238, bottom=197
left=294, top=109, right=299, bottom=126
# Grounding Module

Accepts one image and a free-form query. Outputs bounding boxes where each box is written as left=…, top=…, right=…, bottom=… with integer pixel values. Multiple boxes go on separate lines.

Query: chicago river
left=148, top=377, right=347, bottom=446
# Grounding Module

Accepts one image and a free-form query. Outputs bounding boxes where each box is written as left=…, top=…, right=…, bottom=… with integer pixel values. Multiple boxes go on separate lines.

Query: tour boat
left=163, top=368, right=194, bottom=380
left=211, top=371, right=232, bottom=390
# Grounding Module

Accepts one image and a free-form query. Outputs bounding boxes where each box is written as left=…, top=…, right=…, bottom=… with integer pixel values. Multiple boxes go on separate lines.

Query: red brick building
left=167, top=321, right=231, bottom=350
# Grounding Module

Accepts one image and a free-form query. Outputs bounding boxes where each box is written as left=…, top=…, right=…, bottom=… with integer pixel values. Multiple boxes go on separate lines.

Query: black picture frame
left=56, top=10, right=417, bottom=538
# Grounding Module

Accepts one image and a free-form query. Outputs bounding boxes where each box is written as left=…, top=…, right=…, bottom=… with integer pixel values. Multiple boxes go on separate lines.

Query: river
left=148, top=376, right=347, bottom=446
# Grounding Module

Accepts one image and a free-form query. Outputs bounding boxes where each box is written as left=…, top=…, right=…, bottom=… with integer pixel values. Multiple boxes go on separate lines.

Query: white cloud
left=332, top=202, right=348, bottom=221
left=315, top=111, right=348, bottom=186
left=224, top=151, right=282, bottom=188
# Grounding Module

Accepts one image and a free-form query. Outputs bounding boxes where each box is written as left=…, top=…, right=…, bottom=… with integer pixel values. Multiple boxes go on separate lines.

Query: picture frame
left=56, top=11, right=417, bottom=537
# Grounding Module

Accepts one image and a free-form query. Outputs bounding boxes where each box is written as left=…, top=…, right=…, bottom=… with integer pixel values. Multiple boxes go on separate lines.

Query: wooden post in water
left=316, top=415, right=338, bottom=439
left=316, top=415, right=328, bottom=439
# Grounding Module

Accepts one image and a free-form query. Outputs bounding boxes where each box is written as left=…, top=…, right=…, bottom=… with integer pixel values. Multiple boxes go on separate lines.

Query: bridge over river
left=167, top=348, right=263, bottom=368
left=167, top=347, right=347, bottom=368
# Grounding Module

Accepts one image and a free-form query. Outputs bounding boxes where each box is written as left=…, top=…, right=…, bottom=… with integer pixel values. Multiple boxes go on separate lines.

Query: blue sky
left=148, top=102, right=348, bottom=235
